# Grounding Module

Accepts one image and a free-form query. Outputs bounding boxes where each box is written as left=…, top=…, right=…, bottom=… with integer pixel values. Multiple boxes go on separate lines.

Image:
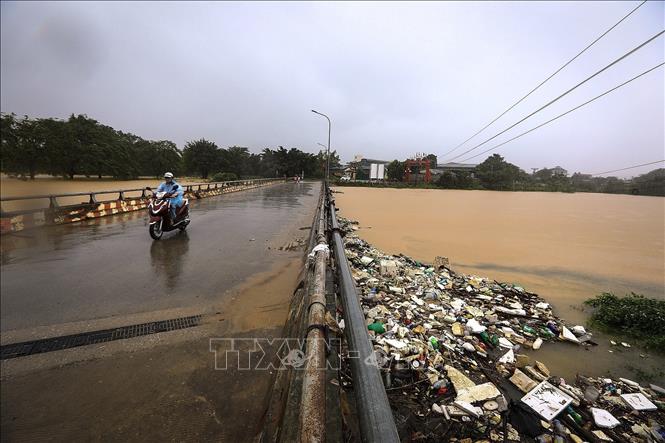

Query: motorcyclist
left=157, top=172, right=184, bottom=222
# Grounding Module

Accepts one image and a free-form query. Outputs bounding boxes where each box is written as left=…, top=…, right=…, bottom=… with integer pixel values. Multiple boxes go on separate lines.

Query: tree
left=0, top=113, right=18, bottom=174
left=221, top=146, right=251, bottom=177
left=437, top=171, right=457, bottom=188
left=2, top=112, right=360, bottom=183
left=436, top=170, right=478, bottom=189
left=602, top=177, right=627, bottom=194
left=134, top=139, right=181, bottom=178
left=386, top=160, right=404, bottom=181
left=570, top=172, right=595, bottom=192
left=183, top=139, right=219, bottom=178
left=533, top=168, right=553, bottom=182
left=475, top=154, right=522, bottom=190
left=315, top=149, right=340, bottom=177
left=631, top=168, right=665, bottom=196
left=424, top=154, right=438, bottom=169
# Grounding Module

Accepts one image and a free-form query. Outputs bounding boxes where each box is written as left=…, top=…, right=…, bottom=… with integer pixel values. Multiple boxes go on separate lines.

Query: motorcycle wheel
left=149, top=222, right=163, bottom=240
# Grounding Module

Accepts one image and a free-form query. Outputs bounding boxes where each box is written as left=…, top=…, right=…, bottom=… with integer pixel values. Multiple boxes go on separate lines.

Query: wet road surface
left=1, top=182, right=318, bottom=333
left=1, top=182, right=320, bottom=442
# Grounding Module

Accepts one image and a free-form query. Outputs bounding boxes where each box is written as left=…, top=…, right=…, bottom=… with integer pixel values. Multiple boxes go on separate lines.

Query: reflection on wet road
left=1, top=182, right=318, bottom=332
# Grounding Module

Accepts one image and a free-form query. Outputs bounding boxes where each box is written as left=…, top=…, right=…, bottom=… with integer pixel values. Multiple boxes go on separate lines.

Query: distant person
left=157, top=172, right=184, bottom=221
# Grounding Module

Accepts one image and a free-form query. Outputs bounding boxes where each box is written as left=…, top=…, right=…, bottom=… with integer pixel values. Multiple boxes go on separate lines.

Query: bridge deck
left=1, top=181, right=320, bottom=442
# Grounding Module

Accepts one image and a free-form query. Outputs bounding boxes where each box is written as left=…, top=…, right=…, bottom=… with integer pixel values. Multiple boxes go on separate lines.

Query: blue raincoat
left=157, top=180, right=184, bottom=219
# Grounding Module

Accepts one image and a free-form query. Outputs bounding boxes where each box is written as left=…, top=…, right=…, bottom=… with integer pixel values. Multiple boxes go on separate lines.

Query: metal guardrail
left=0, top=178, right=282, bottom=216
left=326, top=184, right=400, bottom=443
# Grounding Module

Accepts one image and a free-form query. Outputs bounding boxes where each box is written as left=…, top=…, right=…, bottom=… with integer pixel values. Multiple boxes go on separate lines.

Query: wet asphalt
left=1, top=181, right=319, bottom=333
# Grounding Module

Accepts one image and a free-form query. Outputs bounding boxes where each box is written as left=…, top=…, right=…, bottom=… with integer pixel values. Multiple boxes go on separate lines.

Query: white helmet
left=164, top=172, right=174, bottom=179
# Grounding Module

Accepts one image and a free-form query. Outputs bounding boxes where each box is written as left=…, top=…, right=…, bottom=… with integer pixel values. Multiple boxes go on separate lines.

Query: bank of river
left=334, top=187, right=665, bottom=382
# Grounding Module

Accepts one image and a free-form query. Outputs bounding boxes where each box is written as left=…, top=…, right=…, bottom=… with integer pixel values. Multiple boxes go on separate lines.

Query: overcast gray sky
left=1, top=1, right=663, bottom=176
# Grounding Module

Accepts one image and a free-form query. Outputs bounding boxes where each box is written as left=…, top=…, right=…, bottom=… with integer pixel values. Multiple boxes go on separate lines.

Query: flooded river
left=335, top=187, right=665, bottom=382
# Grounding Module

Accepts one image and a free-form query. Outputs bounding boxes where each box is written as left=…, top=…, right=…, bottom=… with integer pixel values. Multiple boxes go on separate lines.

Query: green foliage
left=386, top=160, right=405, bottom=181
left=584, top=293, right=665, bottom=352
left=631, top=168, right=665, bottom=196
left=210, top=172, right=238, bottom=182
left=1, top=113, right=182, bottom=179
left=182, top=139, right=218, bottom=179
left=475, top=154, right=524, bottom=190
left=424, top=154, right=437, bottom=168
left=437, top=171, right=478, bottom=189
left=0, top=112, right=336, bottom=181
left=315, top=149, right=340, bottom=176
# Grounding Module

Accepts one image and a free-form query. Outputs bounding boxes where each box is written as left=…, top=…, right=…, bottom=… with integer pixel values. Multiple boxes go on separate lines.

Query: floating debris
left=336, top=216, right=665, bottom=442
left=521, top=380, right=573, bottom=421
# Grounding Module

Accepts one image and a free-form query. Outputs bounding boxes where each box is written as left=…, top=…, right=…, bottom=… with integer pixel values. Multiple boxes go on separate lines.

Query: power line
left=442, top=29, right=665, bottom=163
left=457, top=62, right=664, bottom=163
left=590, top=160, right=665, bottom=176
left=440, top=0, right=648, bottom=159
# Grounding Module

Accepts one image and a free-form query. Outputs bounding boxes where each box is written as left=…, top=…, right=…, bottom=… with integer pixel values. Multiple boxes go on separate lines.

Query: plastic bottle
left=522, top=325, right=536, bottom=335
left=566, top=406, right=584, bottom=425
left=367, top=322, right=385, bottom=334
left=539, top=327, right=555, bottom=338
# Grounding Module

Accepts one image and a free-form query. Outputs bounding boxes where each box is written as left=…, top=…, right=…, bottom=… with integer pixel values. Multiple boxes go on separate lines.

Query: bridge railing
left=326, top=183, right=400, bottom=443
left=0, top=178, right=283, bottom=216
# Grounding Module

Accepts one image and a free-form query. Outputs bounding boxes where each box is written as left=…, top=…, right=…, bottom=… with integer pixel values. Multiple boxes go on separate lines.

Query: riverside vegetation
left=0, top=113, right=340, bottom=181
left=347, top=154, right=665, bottom=196
left=584, top=293, right=665, bottom=352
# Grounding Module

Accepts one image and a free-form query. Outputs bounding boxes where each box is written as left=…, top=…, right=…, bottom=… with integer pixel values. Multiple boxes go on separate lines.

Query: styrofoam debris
left=620, top=393, right=657, bottom=411
left=521, top=381, right=573, bottom=421
left=590, top=408, right=621, bottom=428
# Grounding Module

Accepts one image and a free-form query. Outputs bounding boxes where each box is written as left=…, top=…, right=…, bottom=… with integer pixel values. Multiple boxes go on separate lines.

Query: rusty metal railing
left=298, top=187, right=329, bottom=442
left=326, top=184, right=400, bottom=443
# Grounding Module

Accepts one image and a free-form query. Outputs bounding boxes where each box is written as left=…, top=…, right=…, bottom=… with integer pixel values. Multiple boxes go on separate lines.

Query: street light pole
left=311, top=109, right=331, bottom=182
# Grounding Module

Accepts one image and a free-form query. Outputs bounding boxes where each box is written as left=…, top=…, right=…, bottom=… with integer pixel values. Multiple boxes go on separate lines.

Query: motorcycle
left=146, top=187, right=190, bottom=240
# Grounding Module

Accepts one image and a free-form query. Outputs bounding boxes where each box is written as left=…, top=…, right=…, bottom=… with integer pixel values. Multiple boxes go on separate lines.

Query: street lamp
left=311, top=109, right=331, bottom=182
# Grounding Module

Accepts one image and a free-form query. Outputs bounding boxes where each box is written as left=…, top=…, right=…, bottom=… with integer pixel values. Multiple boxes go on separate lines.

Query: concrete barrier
left=0, top=178, right=286, bottom=235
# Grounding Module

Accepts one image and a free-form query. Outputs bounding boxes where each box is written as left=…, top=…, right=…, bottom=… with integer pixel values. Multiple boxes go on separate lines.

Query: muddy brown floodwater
left=334, top=187, right=665, bottom=382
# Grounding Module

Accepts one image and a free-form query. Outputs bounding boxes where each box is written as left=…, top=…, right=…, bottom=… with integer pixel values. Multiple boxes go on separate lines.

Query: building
left=349, top=155, right=390, bottom=180
left=551, top=166, right=568, bottom=176
left=428, top=162, right=478, bottom=178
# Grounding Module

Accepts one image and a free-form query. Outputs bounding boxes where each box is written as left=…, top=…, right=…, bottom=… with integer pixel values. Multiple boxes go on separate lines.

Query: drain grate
left=0, top=315, right=203, bottom=360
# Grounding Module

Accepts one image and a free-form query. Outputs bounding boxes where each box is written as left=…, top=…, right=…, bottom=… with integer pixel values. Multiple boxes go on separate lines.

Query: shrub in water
left=584, top=292, right=665, bottom=351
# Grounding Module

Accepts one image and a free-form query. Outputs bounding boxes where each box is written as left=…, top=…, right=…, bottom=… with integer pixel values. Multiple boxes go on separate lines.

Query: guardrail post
left=88, top=193, right=97, bottom=205
left=49, top=196, right=59, bottom=208
left=118, top=191, right=125, bottom=200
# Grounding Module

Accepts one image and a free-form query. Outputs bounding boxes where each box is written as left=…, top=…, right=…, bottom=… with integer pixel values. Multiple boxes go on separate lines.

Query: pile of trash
left=337, top=218, right=664, bottom=442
